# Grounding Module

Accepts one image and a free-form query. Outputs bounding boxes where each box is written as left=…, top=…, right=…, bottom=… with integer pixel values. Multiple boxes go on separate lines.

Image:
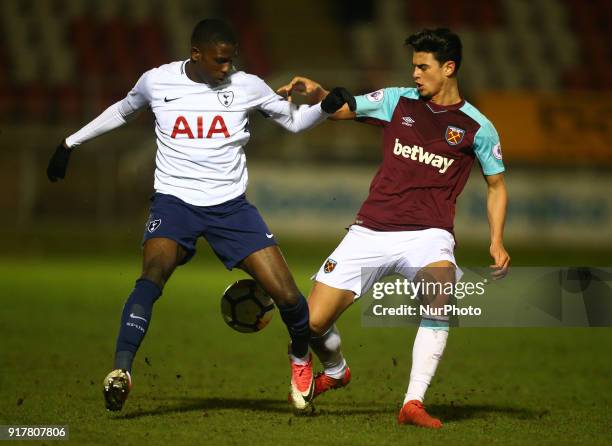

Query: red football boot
left=398, top=400, right=442, bottom=429
left=313, top=367, right=351, bottom=398
left=288, top=353, right=314, bottom=412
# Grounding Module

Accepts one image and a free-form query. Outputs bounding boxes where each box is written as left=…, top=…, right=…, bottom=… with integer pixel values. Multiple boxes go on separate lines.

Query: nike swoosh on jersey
left=164, top=96, right=181, bottom=102
left=129, top=313, right=148, bottom=323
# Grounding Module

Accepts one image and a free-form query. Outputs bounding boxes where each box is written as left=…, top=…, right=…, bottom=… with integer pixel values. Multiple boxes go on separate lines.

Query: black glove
left=47, top=142, right=72, bottom=182
left=321, top=87, right=356, bottom=114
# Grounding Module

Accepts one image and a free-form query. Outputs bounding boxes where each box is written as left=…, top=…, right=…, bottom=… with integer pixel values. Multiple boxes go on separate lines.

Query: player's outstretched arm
left=321, top=87, right=356, bottom=114
left=276, top=76, right=356, bottom=120
left=47, top=70, right=153, bottom=182
left=46, top=98, right=144, bottom=182
left=485, top=173, right=510, bottom=279
left=261, top=82, right=353, bottom=133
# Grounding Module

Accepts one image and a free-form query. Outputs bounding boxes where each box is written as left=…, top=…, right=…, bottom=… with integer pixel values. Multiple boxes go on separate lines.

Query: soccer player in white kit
left=46, top=19, right=351, bottom=412
left=278, top=28, right=510, bottom=427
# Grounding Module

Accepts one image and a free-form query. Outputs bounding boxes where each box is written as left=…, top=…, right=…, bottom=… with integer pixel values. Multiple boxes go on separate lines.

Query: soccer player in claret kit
left=278, top=28, right=510, bottom=427
left=46, top=19, right=351, bottom=411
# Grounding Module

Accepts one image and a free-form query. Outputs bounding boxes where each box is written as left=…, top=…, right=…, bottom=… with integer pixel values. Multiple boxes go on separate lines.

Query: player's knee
left=309, top=318, right=331, bottom=337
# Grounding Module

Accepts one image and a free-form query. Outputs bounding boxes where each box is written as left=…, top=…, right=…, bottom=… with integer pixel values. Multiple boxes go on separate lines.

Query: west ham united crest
left=445, top=125, right=465, bottom=146
left=147, top=219, right=161, bottom=233
left=218, top=91, right=234, bottom=107
left=324, top=258, right=337, bottom=273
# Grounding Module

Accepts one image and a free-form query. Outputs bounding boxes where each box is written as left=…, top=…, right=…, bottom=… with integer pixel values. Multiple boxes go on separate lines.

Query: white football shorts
left=314, top=225, right=461, bottom=298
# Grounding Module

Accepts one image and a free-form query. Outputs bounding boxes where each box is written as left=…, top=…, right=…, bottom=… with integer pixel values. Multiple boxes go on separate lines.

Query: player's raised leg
left=104, top=237, right=187, bottom=411
left=307, top=281, right=354, bottom=399
left=239, top=246, right=315, bottom=407
left=304, top=225, right=391, bottom=408
left=398, top=260, right=455, bottom=429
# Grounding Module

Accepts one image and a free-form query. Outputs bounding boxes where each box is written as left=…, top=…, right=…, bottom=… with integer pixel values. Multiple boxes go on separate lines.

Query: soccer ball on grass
left=221, top=279, right=275, bottom=333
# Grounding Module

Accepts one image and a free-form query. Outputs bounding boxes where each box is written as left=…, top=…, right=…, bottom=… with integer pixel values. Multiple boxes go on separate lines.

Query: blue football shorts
left=142, top=192, right=277, bottom=269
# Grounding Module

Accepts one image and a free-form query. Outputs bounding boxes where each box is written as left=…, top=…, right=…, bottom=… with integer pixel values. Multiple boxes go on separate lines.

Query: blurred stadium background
left=1, top=0, right=611, bottom=256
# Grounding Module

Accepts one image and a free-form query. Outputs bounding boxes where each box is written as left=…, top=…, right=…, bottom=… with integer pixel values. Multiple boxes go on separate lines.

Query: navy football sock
left=278, top=294, right=310, bottom=358
left=114, top=278, right=162, bottom=372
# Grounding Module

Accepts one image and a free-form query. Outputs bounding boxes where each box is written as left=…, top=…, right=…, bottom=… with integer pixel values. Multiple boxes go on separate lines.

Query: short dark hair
left=405, top=28, right=462, bottom=74
left=191, top=19, right=237, bottom=46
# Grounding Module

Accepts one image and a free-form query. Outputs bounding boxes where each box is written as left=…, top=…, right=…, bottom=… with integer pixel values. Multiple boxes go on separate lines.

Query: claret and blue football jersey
left=353, top=87, right=505, bottom=233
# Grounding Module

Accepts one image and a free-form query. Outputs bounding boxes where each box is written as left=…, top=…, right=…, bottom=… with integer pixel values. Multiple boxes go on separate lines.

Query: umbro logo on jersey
left=393, top=138, right=454, bottom=174
left=402, top=116, right=415, bottom=127
left=218, top=91, right=234, bottom=107
left=164, top=96, right=181, bottom=102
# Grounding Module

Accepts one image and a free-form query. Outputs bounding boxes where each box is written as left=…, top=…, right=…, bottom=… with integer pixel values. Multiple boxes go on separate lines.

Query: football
left=221, top=279, right=275, bottom=333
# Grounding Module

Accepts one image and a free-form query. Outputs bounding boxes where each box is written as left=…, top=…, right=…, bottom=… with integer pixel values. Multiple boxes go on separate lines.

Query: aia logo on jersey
left=171, top=115, right=230, bottom=138
left=147, top=219, right=161, bottom=233
left=218, top=91, right=234, bottom=107
left=324, top=258, right=337, bottom=273
left=445, top=126, right=465, bottom=146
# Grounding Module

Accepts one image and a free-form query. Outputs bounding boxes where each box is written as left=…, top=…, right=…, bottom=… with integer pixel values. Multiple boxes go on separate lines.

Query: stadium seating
left=1, top=0, right=608, bottom=127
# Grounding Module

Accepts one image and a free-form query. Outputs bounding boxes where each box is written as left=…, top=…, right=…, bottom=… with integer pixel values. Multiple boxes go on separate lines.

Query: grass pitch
left=1, top=240, right=611, bottom=445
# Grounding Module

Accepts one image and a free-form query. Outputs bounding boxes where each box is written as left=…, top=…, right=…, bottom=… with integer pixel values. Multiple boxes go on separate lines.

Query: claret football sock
left=278, top=294, right=310, bottom=358
left=114, top=278, right=162, bottom=372
left=309, top=324, right=347, bottom=379
left=404, top=319, right=449, bottom=404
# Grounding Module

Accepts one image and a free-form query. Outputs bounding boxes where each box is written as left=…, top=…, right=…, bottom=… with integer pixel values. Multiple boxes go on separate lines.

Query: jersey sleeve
left=473, top=120, right=505, bottom=175
left=354, top=87, right=418, bottom=124
left=65, top=70, right=154, bottom=148
left=122, top=69, right=154, bottom=114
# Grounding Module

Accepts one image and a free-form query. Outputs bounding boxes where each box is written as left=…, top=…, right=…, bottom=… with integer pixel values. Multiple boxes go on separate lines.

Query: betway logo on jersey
left=393, top=138, right=454, bottom=174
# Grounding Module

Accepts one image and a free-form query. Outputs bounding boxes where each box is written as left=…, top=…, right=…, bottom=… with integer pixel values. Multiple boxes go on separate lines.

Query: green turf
left=1, top=244, right=611, bottom=445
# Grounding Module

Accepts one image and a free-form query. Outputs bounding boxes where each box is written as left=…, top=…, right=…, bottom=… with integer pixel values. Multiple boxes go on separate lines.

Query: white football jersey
left=70, top=60, right=327, bottom=206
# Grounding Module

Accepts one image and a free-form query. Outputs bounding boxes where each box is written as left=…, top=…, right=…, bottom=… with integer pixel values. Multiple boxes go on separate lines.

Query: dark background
left=1, top=0, right=610, bottom=254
